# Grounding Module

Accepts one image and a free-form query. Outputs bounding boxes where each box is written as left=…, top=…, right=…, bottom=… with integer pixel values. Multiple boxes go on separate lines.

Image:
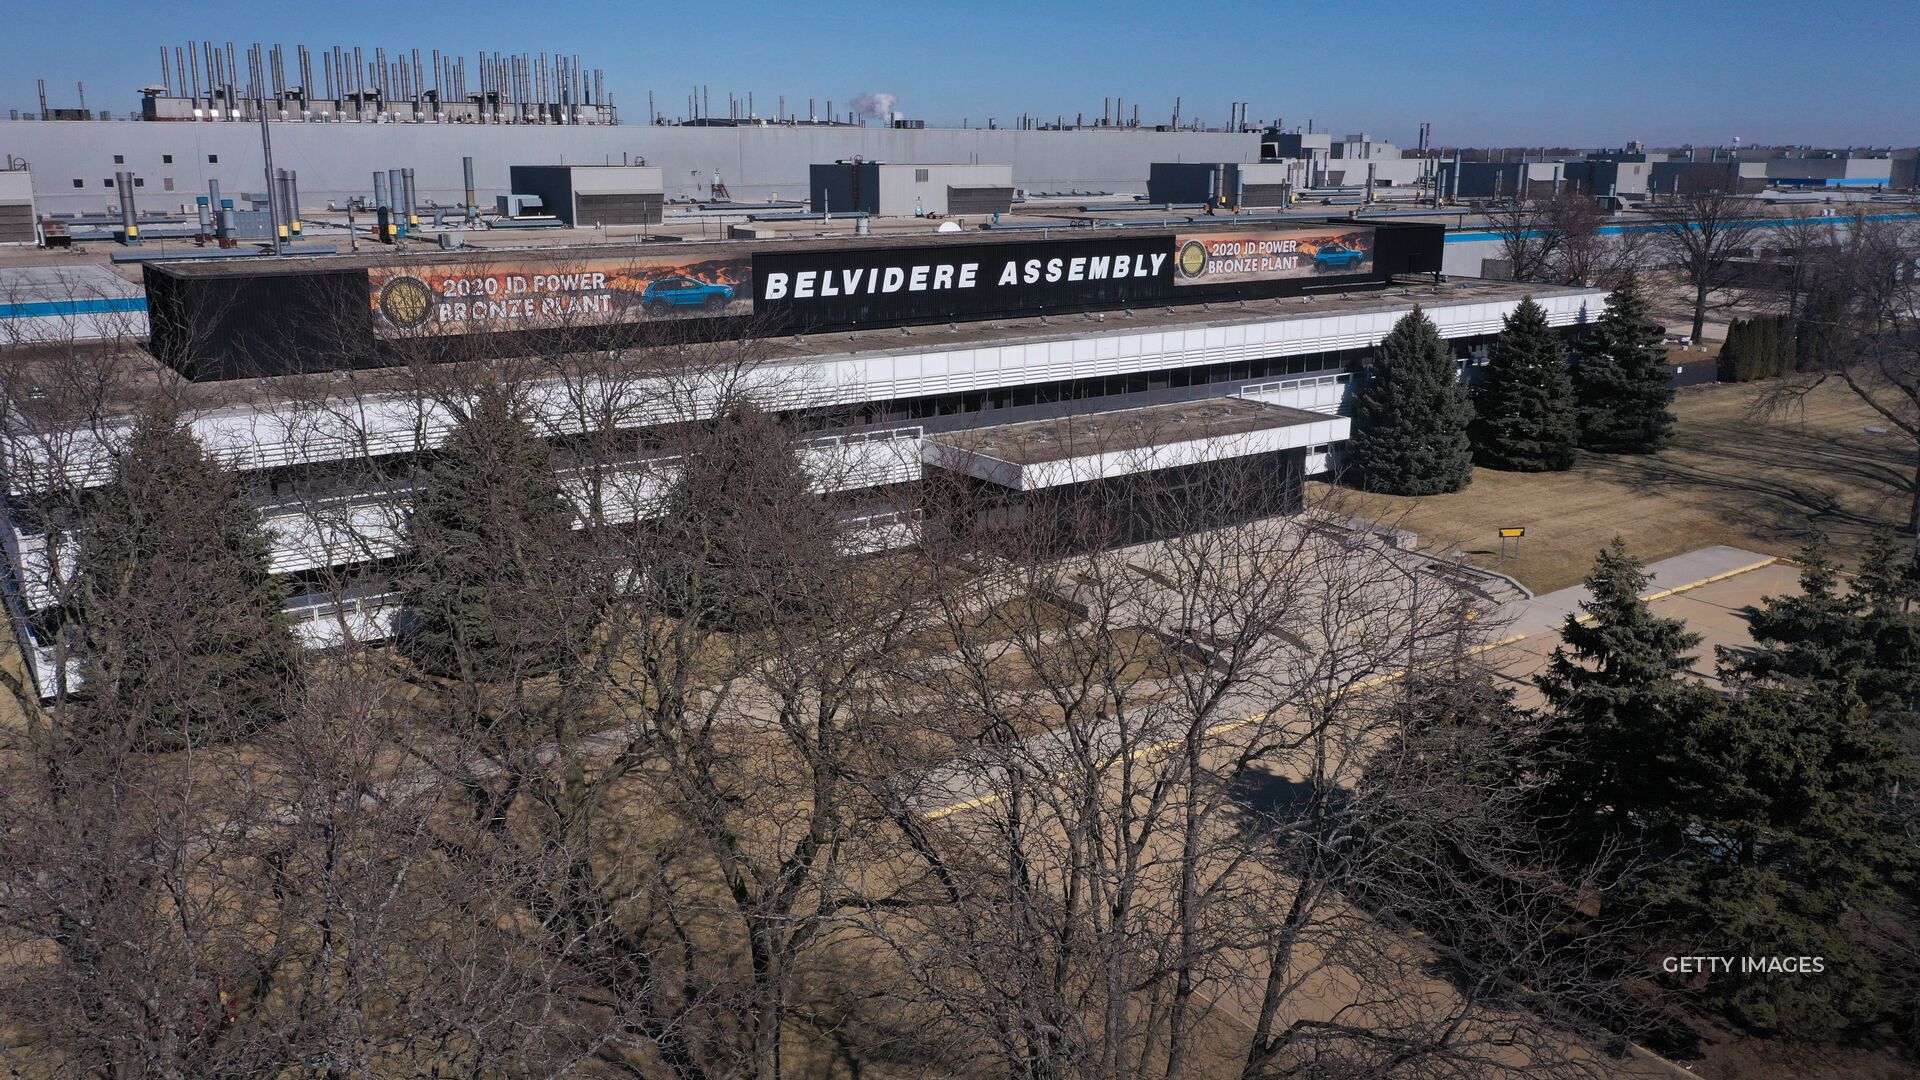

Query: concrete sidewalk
left=1494, top=544, right=1779, bottom=642
left=1487, top=546, right=1799, bottom=708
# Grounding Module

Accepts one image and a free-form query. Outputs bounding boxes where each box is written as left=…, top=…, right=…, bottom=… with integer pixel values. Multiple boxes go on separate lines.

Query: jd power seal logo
left=1177, top=240, right=1210, bottom=280
left=378, top=275, right=434, bottom=330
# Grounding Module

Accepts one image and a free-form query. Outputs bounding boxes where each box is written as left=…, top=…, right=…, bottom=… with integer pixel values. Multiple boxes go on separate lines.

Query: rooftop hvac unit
left=495, top=193, right=543, bottom=217
left=892, top=118, right=924, bottom=129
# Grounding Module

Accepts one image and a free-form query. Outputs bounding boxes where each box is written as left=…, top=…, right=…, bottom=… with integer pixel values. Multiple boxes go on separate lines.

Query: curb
left=1640, top=556, right=1778, bottom=603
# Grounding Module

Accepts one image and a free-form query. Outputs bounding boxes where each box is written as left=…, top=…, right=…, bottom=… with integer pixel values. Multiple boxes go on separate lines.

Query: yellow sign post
left=1498, top=527, right=1525, bottom=560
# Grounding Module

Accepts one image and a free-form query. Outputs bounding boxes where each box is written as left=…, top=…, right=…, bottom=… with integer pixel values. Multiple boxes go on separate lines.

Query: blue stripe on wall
left=1446, top=210, right=1920, bottom=244
left=0, top=297, right=149, bottom=319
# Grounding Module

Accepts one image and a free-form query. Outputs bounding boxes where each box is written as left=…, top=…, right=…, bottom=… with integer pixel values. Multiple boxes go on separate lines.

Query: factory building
left=808, top=162, right=1015, bottom=217
left=0, top=167, right=34, bottom=244
left=1648, top=159, right=1769, bottom=195
left=1147, top=163, right=1300, bottom=207
left=1435, top=161, right=1574, bottom=201
left=507, top=164, right=665, bottom=226
left=0, top=219, right=1609, bottom=693
left=126, top=41, right=617, bottom=126
left=1562, top=156, right=1652, bottom=200
left=1262, top=131, right=1429, bottom=189
left=0, top=121, right=1258, bottom=215
left=1758, top=150, right=1894, bottom=188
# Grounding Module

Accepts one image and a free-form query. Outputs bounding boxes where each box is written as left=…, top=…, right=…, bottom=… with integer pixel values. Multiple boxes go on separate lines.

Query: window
left=915, top=168, right=929, bottom=182
left=103, top=177, right=114, bottom=188
left=163, top=178, right=175, bottom=192
left=207, top=154, right=218, bottom=163
left=133, top=177, right=144, bottom=187
left=71, top=179, right=83, bottom=188
left=162, top=154, right=173, bottom=164
left=113, top=154, right=124, bottom=164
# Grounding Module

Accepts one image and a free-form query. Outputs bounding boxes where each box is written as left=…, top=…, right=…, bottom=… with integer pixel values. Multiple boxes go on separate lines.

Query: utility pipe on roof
left=116, top=172, right=139, bottom=245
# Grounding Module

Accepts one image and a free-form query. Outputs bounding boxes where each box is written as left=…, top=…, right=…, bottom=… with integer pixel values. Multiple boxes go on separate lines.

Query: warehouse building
left=2, top=221, right=1607, bottom=693
left=1759, top=150, right=1893, bottom=188
left=1262, top=131, right=1429, bottom=189
left=1436, top=160, right=1573, bottom=201
left=0, top=167, right=34, bottom=245
left=507, top=164, right=665, bottom=225
left=0, top=120, right=1256, bottom=215
left=1648, top=159, right=1769, bottom=195
left=1562, top=155, right=1652, bottom=200
left=1147, top=162, right=1299, bottom=207
left=808, top=161, right=1015, bottom=217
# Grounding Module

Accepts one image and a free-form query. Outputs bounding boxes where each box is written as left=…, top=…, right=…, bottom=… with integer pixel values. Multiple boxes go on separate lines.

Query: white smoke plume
left=850, top=91, right=899, bottom=122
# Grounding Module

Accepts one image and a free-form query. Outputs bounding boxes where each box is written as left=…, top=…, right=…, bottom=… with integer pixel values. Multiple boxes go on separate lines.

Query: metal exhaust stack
left=273, top=168, right=290, bottom=245
left=402, top=168, right=418, bottom=230
left=116, top=172, right=139, bottom=245
left=463, top=155, right=477, bottom=222
left=388, top=168, right=405, bottom=239
left=374, top=170, right=392, bottom=244
left=284, top=169, right=303, bottom=239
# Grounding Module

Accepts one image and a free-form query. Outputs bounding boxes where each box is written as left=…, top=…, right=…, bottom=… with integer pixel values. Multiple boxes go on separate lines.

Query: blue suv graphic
left=643, top=276, right=736, bottom=312
left=1313, top=243, right=1366, bottom=271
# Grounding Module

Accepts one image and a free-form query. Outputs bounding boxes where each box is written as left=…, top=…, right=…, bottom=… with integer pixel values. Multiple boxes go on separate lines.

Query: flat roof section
left=924, top=397, right=1346, bottom=491
left=2, top=277, right=1597, bottom=424
left=138, top=216, right=1418, bottom=279
left=0, top=264, right=144, bottom=307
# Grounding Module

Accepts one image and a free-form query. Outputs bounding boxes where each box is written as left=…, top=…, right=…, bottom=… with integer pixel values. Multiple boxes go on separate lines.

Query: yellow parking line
left=924, top=792, right=1004, bottom=820
left=1639, top=557, right=1777, bottom=603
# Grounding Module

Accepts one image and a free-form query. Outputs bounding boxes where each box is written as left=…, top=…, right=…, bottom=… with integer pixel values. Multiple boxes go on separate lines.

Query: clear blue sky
left=6, top=0, right=1915, bottom=146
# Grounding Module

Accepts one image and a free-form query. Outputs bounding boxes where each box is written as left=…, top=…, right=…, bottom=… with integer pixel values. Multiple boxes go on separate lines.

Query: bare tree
left=863, top=434, right=1631, bottom=1080
left=0, top=435, right=553, bottom=1076
left=1643, top=185, right=1770, bottom=343
left=1486, top=194, right=1649, bottom=289
left=1546, top=195, right=1650, bottom=290
left=1758, top=213, right=1920, bottom=535
left=0, top=251, right=1679, bottom=1077
left=1486, top=200, right=1570, bottom=284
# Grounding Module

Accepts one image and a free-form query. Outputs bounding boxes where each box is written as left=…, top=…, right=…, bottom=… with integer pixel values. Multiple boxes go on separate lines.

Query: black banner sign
left=753, top=236, right=1174, bottom=326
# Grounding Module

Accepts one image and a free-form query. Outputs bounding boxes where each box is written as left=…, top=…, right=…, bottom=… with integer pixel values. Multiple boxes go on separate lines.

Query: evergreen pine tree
left=1642, top=544, right=1916, bottom=1036
left=1753, top=316, right=1783, bottom=379
left=651, top=400, right=841, bottom=632
left=1720, top=537, right=1870, bottom=688
left=1638, top=680, right=1905, bottom=1035
left=72, top=409, right=301, bottom=747
left=1571, top=275, right=1676, bottom=453
left=1345, top=307, right=1475, bottom=495
left=1729, top=533, right=1920, bottom=718
left=1538, top=536, right=1916, bottom=1035
left=1717, top=317, right=1748, bottom=382
left=1850, top=532, right=1920, bottom=717
left=400, top=390, right=597, bottom=682
left=1470, top=297, right=1578, bottom=471
left=1533, top=538, right=1719, bottom=851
